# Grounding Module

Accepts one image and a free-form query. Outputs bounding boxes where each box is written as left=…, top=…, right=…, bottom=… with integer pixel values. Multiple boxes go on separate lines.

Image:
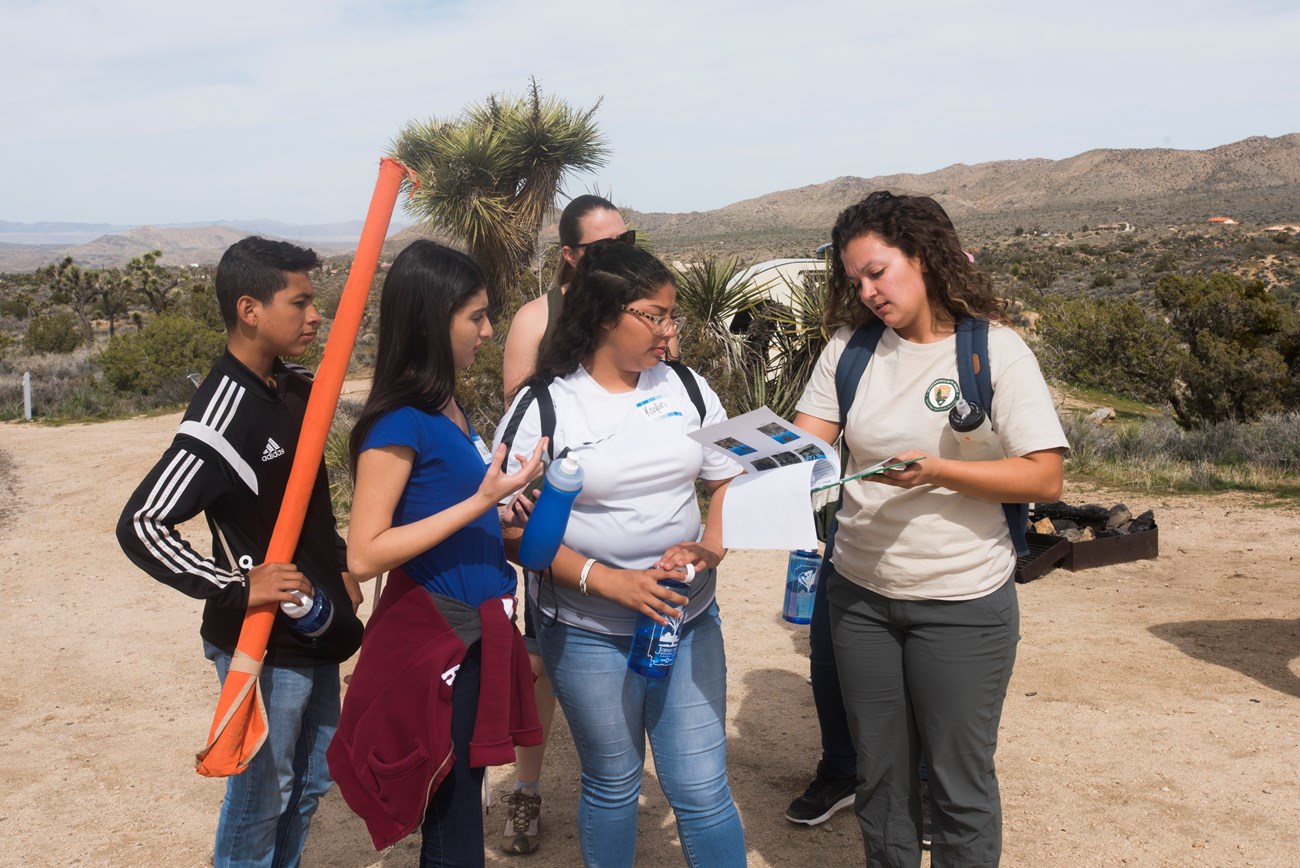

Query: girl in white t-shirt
left=495, top=241, right=746, bottom=868
left=793, top=192, right=1068, bottom=866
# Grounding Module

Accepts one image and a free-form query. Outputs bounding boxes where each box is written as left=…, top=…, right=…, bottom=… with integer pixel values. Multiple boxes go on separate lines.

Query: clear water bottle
left=783, top=549, right=820, bottom=624
left=519, top=454, right=584, bottom=571
left=627, top=576, right=691, bottom=679
left=948, top=398, right=1002, bottom=461
left=279, top=589, right=334, bottom=637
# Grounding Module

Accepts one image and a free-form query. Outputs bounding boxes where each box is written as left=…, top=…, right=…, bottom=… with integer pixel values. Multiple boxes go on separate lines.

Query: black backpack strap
left=496, top=382, right=557, bottom=471
left=955, top=318, right=1029, bottom=557
left=665, top=360, right=706, bottom=424
left=834, top=319, right=886, bottom=426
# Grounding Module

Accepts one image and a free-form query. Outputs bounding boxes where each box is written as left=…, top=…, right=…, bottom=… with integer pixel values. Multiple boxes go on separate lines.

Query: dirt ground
left=1, top=410, right=1298, bottom=867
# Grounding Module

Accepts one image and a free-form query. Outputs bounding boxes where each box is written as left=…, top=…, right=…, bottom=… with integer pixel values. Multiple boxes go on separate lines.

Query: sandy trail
left=1, top=411, right=1297, bottom=866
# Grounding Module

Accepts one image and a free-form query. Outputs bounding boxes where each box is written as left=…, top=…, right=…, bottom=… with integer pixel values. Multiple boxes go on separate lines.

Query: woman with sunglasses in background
left=495, top=241, right=746, bottom=868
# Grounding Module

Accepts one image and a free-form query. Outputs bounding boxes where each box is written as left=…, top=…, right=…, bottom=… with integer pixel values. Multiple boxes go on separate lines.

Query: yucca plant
left=392, top=78, right=608, bottom=317
left=748, top=261, right=834, bottom=419
left=674, top=255, right=766, bottom=375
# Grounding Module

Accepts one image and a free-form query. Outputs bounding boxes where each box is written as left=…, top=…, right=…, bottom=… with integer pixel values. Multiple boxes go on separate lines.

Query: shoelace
left=509, top=793, right=537, bottom=833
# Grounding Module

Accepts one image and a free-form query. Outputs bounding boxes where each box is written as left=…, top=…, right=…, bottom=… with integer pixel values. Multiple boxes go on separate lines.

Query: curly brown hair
left=824, top=191, right=1006, bottom=330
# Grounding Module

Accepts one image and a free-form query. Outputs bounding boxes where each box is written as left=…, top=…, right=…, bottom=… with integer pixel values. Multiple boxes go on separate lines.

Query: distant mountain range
left=3, top=133, right=1297, bottom=272
left=0, top=219, right=406, bottom=272
left=625, top=133, right=1300, bottom=259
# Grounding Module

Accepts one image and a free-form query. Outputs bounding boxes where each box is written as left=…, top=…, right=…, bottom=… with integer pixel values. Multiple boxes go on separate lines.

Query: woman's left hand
left=655, top=542, right=723, bottom=573
left=869, top=450, right=940, bottom=489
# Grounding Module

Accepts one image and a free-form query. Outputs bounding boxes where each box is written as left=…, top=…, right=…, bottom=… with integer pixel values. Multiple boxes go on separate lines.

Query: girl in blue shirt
left=346, top=240, right=544, bottom=867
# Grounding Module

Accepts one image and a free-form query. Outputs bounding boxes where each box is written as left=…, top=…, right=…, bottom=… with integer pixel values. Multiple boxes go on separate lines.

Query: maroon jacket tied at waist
left=326, top=567, right=542, bottom=850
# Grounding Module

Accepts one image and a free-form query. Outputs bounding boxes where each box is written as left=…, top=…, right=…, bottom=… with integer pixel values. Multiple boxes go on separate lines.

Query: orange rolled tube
left=196, top=157, right=408, bottom=776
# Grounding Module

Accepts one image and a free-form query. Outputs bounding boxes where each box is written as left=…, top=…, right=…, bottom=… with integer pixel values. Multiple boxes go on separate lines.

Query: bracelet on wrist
left=579, top=558, right=598, bottom=596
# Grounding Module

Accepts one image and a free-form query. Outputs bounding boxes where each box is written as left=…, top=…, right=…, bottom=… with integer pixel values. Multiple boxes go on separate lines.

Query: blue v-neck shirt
left=362, top=405, right=515, bottom=607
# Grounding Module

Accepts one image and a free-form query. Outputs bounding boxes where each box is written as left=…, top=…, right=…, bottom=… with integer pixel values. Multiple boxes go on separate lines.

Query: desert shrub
left=1035, top=295, right=1181, bottom=405
left=1059, top=410, right=1300, bottom=474
left=0, top=348, right=131, bottom=420
left=0, top=298, right=29, bottom=320
left=96, top=313, right=226, bottom=395
left=23, top=311, right=83, bottom=354
left=1154, top=272, right=1299, bottom=423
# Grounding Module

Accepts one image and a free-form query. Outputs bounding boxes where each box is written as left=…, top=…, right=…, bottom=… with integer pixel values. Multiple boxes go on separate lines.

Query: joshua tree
left=39, top=257, right=98, bottom=342
left=392, top=78, right=607, bottom=316
left=124, top=250, right=178, bottom=314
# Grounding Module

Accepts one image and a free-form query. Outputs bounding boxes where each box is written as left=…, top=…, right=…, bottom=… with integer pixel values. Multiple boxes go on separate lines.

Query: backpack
left=825, top=317, right=1030, bottom=557
left=497, top=360, right=707, bottom=467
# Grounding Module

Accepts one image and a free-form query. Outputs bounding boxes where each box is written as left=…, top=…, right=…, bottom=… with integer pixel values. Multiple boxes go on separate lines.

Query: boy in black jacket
left=117, top=236, right=364, bottom=868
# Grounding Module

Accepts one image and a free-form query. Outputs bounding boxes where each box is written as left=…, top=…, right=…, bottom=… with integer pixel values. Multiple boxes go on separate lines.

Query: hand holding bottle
left=246, top=562, right=312, bottom=608
left=590, top=564, right=690, bottom=626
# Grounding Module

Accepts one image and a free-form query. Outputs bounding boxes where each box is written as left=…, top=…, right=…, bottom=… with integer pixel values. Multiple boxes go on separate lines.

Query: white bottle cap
left=280, top=590, right=313, bottom=618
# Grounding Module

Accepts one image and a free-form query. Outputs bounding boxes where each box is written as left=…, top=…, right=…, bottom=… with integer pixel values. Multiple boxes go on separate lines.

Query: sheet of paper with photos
left=688, top=407, right=840, bottom=550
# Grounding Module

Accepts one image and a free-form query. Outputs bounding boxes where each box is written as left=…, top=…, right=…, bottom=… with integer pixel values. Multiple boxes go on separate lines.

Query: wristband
left=579, top=558, right=598, bottom=596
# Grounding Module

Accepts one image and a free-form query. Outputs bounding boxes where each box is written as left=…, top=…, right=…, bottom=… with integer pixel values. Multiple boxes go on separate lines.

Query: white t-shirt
left=495, top=363, right=740, bottom=635
left=796, top=323, right=1069, bottom=601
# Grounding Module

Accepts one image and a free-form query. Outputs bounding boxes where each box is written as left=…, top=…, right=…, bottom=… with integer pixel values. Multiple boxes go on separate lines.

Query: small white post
left=23, top=371, right=32, bottom=421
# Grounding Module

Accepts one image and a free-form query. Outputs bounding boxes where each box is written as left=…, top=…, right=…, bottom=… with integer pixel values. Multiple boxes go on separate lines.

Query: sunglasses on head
left=570, top=229, right=636, bottom=250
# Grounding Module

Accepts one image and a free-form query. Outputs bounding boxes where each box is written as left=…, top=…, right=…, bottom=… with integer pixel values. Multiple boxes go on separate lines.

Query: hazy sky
left=3, top=0, right=1296, bottom=226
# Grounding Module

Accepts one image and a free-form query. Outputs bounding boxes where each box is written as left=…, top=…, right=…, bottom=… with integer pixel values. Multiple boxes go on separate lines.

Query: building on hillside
left=1263, top=224, right=1300, bottom=232
left=1207, top=216, right=1237, bottom=224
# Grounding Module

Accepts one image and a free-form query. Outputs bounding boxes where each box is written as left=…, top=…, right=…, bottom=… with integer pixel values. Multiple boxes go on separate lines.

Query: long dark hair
left=825, top=190, right=1005, bottom=329
left=349, top=240, right=486, bottom=473
left=530, top=240, right=675, bottom=388
left=554, top=194, right=620, bottom=287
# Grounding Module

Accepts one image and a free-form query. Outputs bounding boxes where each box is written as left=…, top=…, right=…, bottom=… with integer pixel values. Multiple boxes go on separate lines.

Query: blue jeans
left=204, top=641, right=340, bottom=868
left=538, top=602, right=746, bottom=868
left=419, top=644, right=485, bottom=868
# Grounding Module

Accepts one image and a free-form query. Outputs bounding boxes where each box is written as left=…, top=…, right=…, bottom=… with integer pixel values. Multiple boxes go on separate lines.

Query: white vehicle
left=726, top=257, right=827, bottom=334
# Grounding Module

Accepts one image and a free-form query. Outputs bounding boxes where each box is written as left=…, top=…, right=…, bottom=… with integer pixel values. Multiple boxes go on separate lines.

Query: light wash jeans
left=537, top=601, right=746, bottom=868
left=204, top=641, right=340, bottom=868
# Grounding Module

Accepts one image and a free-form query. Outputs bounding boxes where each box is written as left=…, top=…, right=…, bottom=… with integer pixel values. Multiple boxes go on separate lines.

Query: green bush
left=96, top=314, right=226, bottom=395
left=23, top=311, right=83, bottom=354
left=1154, top=272, right=1299, bottom=423
left=1035, top=295, right=1181, bottom=405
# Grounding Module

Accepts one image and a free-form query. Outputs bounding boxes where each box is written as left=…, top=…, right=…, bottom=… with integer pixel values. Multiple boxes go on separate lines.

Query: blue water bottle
left=519, top=454, right=584, bottom=571
left=279, top=589, right=334, bottom=637
left=782, top=549, right=821, bottom=624
left=628, top=570, right=693, bottom=678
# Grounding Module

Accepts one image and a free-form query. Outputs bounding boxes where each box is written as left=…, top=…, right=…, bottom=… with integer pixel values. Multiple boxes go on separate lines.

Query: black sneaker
left=785, top=770, right=856, bottom=825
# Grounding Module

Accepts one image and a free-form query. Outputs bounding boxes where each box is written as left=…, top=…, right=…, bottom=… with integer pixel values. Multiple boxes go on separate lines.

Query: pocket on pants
left=976, top=576, right=1019, bottom=632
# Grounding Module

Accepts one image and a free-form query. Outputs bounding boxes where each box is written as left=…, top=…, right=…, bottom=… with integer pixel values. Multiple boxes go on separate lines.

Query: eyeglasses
left=621, top=305, right=685, bottom=337
left=570, top=229, right=637, bottom=250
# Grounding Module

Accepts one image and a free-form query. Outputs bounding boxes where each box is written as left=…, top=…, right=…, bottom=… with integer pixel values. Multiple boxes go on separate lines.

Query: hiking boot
left=920, top=778, right=933, bottom=849
left=785, top=769, right=856, bottom=825
left=501, top=790, right=542, bottom=855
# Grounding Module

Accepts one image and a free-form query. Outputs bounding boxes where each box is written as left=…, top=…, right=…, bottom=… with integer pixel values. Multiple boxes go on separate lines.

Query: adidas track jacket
left=117, top=350, right=363, bottom=666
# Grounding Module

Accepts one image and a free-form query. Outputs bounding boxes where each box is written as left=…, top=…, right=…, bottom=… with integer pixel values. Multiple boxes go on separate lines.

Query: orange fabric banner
left=196, top=157, right=408, bottom=777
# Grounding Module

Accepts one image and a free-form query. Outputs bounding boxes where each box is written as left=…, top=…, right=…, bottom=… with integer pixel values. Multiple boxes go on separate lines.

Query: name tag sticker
left=472, top=434, right=493, bottom=464
left=636, top=394, right=681, bottom=421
